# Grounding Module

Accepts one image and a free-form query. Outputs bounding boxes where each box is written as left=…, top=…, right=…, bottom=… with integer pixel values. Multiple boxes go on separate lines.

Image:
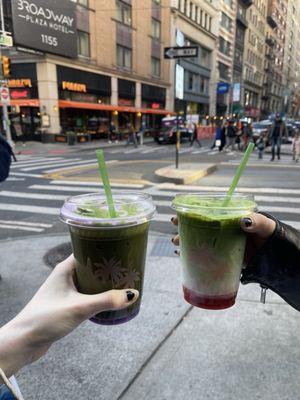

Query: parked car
left=252, top=120, right=272, bottom=143
left=155, top=116, right=189, bottom=144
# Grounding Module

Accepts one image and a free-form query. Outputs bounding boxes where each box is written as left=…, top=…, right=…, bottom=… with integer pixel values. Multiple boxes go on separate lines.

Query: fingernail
left=242, top=218, right=252, bottom=227
left=171, top=217, right=174, bottom=222
left=126, top=291, right=135, bottom=302
left=171, top=237, right=174, bottom=243
left=174, top=250, right=180, bottom=255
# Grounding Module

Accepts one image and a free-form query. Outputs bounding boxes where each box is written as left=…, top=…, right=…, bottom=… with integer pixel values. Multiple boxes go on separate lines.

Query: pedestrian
left=189, top=122, right=201, bottom=147
left=292, top=131, right=300, bottom=162
left=108, top=121, right=118, bottom=144
left=0, top=255, right=139, bottom=399
left=0, top=133, right=15, bottom=183
left=242, top=122, right=253, bottom=150
left=225, top=120, right=237, bottom=150
left=256, top=134, right=265, bottom=159
left=125, top=122, right=138, bottom=148
left=211, top=121, right=225, bottom=152
left=269, top=113, right=288, bottom=161
left=171, top=212, right=300, bottom=312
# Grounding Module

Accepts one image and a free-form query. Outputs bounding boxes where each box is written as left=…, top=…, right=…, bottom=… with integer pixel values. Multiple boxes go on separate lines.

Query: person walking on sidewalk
left=211, top=121, right=226, bottom=152
left=125, top=122, right=138, bottom=148
left=189, top=122, right=201, bottom=147
left=108, top=121, right=119, bottom=144
left=269, top=113, right=288, bottom=161
left=225, top=120, right=237, bottom=150
left=292, top=130, right=300, bottom=162
left=256, top=134, right=265, bottom=159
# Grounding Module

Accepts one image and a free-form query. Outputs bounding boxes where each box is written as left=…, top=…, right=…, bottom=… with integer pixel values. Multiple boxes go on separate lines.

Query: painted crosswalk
left=1, top=181, right=300, bottom=235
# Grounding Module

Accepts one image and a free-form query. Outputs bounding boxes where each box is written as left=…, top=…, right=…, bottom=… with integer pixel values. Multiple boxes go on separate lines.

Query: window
left=200, top=76, right=209, bottom=94
left=219, top=37, right=231, bottom=56
left=223, top=0, right=233, bottom=8
left=221, top=12, right=232, bottom=32
left=116, top=0, right=132, bottom=26
left=71, top=0, right=89, bottom=6
left=117, top=45, right=132, bottom=69
left=219, top=62, right=230, bottom=80
left=152, top=19, right=161, bottom=40
left=78, top=31, right=90, bottom=57
left=151, top=57, right=160, bottom=76
left=194, top=6, right=199, bottom=22
left=186, top=71, right=198, bottom=91
left=200, top=46, right=211, bottom=69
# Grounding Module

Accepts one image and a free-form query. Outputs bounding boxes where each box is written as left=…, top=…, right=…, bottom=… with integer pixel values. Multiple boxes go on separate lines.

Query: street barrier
left=196, top=125, right=216, bottom=140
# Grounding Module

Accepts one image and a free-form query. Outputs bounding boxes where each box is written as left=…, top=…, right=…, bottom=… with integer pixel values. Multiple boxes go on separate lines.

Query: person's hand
left=0, top=255, right=139, bottom=379
left=171, top=213, right=276, bottom=264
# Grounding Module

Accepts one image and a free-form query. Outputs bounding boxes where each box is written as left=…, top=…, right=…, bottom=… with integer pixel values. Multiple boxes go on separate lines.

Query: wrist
left=0, top=317, right=39, bottom=381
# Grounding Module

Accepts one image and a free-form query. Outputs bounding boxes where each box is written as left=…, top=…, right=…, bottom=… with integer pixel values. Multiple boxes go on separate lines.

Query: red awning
left=58, top=100, right=173, bottom=115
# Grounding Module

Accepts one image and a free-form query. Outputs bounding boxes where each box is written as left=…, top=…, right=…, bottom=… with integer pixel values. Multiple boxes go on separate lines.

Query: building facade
left=2, top=0, right=173, bottom=141
left=242, top=0, right=266, bottom=120
left=170, top=0, right=218, bottom=120
left=216, top=0, right=237, bottom=116
left=262, top=0, right=287, bottom=117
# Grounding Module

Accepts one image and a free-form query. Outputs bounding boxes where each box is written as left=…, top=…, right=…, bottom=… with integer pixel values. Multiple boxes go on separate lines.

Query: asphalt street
left=0, top=141, right=299, bottom=240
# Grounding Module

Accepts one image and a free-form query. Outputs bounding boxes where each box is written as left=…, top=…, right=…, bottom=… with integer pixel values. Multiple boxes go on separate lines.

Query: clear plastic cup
left=172, top=193, right=256, bottom=310
left=60, top=192, right=156, bottom=325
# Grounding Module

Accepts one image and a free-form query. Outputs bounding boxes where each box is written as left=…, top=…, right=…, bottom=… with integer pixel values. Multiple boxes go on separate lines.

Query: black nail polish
left=126, top=291, right=135, bottom=301
left=174, top=250, right=180, bottom=255
left=171, top=237, right=174, bottom=243
left=243, top=218, right=252, bottom=227
left=171, top=217, right=174, bottom=222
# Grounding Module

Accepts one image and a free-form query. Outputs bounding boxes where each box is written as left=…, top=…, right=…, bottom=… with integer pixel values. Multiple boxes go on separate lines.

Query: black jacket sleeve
left=241, top=214, right=300, bottom=311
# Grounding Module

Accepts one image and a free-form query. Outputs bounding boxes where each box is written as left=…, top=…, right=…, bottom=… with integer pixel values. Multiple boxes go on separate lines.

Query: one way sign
left=164, top=46, right=198, bottom=59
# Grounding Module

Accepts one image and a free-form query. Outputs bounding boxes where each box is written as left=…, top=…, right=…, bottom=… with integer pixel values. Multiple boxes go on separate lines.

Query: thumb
left=240, top=213, right=276, bottom=239
left=83, top=289, right=140, bottom=317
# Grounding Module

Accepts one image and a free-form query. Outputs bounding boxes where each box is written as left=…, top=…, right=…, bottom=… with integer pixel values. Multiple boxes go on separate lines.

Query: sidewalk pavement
left=1, top=233, right=299, bottom=400
left=12, top=138, right=154, bottom=157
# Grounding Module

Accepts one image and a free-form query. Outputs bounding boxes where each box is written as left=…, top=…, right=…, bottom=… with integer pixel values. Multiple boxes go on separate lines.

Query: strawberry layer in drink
left=60, top=192, right=156, bottom=325
left=172, top=193, right=256, bottom=310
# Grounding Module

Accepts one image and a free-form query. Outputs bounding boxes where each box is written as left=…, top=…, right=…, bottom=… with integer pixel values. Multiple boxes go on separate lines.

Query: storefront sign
left=8, top=79, right=32, bottom=88
left=11, top=0, right=77, bottom=58
left=62, top=81, right=87, bottom=93
left=151, top=103, right=161, bottom=109
left=217, top=82, right=230, bottom=94
left=118, top=98, right=134, bottom=107
left=10, top=89, right=30, bottom=99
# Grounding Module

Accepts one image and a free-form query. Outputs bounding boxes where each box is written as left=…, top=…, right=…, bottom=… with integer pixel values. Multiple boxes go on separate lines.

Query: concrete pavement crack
left=116, top=305, right=193, bottom=400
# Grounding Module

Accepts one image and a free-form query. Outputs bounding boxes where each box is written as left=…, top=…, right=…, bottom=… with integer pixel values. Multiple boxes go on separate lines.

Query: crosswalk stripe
left=0, top=220, right=52, bottom=228
left=11, top=157, right=64, bottom=168
left=148, top=185, right=300, bottom=195
left=0, top=203, right=59, bottom=215
left=124, top=148, right=140, bottom=154
left=0, top=191, right=67, bottom=201
left=30, top=184, right=100, bottom=193
left=9, top=172, right=44, bottom=178
left=0, top=224, right=44, bottom=232
left=140, top=147, right=166, bottom=154
left=49, top=180, right=143, bottom=188
left=44, top=162, right=97, bottom=174
left=6, top=177, right=25, bottom=181
left=20, top=159, right=89, bottom=172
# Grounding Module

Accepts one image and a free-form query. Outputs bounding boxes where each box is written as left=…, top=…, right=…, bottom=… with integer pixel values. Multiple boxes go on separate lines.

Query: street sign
left=217, top=82, right=230, bottom=94
left=176, top=30, right=184, bottom=47
left=232, top=83, right=241, bottom=102
left=175, top=64, right=184, bottom=100
left=0, top=86, right=10, bottom=105
left=0, top=33, right=13, bottom=47
left=164, top=46, right=198, bottom=59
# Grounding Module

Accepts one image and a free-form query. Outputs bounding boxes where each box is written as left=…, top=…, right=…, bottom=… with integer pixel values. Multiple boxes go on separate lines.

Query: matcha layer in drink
left=172, top=194, right=256, bottom=310
left=60, top=193, right=156, bottom=325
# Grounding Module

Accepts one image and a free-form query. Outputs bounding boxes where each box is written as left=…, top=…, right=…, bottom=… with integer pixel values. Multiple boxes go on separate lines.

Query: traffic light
left=2, top=56, right=11, bottom=78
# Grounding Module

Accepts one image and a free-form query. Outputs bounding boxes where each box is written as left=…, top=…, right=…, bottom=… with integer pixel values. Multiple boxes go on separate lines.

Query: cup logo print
left=87, top=257, right=141, bottom=288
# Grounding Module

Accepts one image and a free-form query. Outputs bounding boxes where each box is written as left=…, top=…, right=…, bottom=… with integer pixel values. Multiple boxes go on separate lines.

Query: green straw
left=223, top=142, right=255, bottom=207
left=96, top=149, right=117, bottom=218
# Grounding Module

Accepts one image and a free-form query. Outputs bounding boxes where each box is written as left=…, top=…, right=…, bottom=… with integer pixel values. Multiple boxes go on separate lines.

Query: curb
left=155, top=163, right=217, bottom=185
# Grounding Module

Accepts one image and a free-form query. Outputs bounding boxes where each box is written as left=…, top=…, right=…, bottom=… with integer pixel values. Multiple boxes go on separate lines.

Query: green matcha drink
left=172, top=193, right=256, bottom=310
left=60, top=192, right=156, bottom=325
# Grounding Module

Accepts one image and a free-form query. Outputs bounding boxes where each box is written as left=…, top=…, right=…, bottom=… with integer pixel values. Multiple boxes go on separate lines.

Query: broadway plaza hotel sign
left=12, top=0, right=77, bottom=58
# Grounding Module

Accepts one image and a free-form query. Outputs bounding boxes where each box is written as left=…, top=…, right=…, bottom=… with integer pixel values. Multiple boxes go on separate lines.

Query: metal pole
left=0, top=0, right=13, bottom=148
left=175, top=60, right=181, bottom=169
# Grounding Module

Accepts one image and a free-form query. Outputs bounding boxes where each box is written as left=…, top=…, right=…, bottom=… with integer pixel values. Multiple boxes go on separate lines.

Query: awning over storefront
left=58, top=100, right=173, bottom=115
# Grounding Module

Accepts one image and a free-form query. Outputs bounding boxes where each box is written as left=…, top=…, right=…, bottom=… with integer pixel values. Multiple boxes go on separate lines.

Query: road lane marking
left=11, top=157, right=64, bottom=168
left=9, top=172, right=44, bottom=178
left=0, top=224, right=44, bottom=232
left=20, top=159, right=89, bottom=172
left=0, top=204, right=59, bottom=215
left=0, top=191, right=67, bottom=201
left=0, top=220, right=53, bottom=228
left=48, top=179, right=143, bottom=188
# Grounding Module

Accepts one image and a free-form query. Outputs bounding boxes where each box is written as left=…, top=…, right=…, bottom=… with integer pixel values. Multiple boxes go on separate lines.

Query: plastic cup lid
left=60, top=192, right=156, bottom=228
